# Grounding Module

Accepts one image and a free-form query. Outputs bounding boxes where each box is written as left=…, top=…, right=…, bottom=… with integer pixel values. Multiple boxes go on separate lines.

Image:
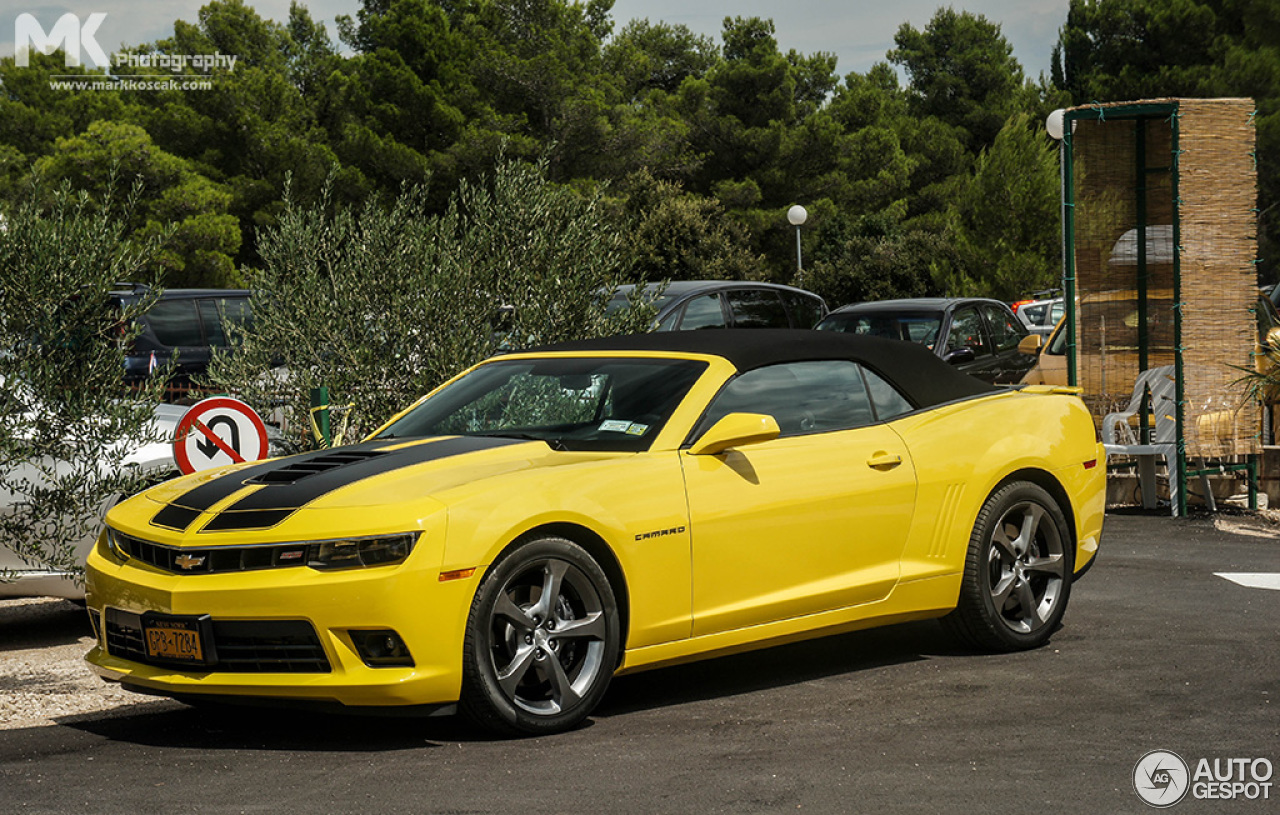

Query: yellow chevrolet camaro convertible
left=85, top=330, right=1105, bottom=735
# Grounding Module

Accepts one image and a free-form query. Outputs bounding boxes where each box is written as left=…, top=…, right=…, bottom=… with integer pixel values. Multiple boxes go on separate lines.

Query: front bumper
left=84, top=536, right=477, bottom=708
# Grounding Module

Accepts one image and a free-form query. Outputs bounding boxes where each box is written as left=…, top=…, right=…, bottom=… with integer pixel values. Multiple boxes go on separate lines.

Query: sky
left=2, top=0, right=1071, bottom=79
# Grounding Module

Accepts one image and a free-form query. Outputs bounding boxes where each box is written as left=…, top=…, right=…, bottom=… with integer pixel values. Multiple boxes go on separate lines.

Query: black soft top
left=535, top=329, right=997, bottom=409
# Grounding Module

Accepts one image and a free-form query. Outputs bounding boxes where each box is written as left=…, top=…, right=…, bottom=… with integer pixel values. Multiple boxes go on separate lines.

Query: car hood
left=125, top=435, right=600, bottom=539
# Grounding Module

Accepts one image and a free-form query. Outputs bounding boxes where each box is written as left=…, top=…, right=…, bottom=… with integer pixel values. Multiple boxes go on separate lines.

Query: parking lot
left=1, top=510, right=1277, bottom=814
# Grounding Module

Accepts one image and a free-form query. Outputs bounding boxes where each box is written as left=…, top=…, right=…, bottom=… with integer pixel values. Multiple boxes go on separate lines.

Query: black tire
left=460, top=536, right=620, bottom=736
left=943, top=481, right=1073, bottom=652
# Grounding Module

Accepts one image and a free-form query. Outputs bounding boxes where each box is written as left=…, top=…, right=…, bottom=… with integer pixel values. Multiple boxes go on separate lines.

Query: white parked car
left=0, top=401, right=185, bottom=600
left=1012, top=295, right=1064, bottom=337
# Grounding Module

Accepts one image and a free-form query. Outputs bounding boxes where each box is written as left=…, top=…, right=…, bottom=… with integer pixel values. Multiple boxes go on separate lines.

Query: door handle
left=866, top=451, right=903, bottom=469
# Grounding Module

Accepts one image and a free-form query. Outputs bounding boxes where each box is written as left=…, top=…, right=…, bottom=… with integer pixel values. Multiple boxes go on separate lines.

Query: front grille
left=110, top=530, right=309, bottom=575
left=104, top=609, right=331, bottom=673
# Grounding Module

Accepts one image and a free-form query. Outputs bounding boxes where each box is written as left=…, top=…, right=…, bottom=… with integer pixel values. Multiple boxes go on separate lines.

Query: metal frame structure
left=1059, top=100, right=1259, bottom=516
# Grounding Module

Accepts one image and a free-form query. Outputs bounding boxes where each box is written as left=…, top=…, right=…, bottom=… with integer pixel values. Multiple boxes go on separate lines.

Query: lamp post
left=787, top=204, right=807, bottom=276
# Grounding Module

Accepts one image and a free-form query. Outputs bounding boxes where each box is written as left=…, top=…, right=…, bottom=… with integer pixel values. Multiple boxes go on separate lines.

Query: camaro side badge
left=635, top=526, right=686, bottom=542
left=175, top=554, right=206, bottom=570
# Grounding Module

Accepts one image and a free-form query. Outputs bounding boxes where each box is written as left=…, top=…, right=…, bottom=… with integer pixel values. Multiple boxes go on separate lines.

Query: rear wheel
left=460, top=537, right=620, bottom=736
left=944, top=481, right=1072, bottom=652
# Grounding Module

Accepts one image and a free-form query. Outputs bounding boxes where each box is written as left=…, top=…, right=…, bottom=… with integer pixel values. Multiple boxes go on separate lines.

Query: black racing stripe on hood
left=194, top=435, right=527, bottom=533
left=150, top=440, right=396, bottom=532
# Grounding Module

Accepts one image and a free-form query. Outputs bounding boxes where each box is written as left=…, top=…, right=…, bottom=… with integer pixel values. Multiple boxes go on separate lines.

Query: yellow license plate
left=143, top=617, right=206, bottom=663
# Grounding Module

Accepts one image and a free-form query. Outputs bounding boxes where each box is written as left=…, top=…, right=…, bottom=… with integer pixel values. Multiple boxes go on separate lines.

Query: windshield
left=817, top=311, right=943, bottom=348
left=375, top=357, right=708, bottom=452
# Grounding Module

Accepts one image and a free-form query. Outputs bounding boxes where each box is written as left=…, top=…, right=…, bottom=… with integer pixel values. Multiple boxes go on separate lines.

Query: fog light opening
left=350, top=629, right=415, bottom=668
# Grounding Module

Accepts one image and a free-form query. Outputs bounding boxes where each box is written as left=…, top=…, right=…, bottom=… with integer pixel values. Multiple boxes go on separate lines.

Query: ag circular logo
left=1134, top=750, right=1191, bottom=808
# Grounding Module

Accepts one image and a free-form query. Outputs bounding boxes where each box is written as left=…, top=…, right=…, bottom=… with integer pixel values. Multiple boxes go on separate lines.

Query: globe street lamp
left=787, top=204, right=808, bottom=275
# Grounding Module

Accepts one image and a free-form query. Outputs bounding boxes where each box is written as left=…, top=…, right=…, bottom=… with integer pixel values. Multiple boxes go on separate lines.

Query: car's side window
left=726, top=289, right=789, bottom=328
left=946, top=307, right=991, bottom=356
left=199, top=300, right=228, bottom=347
left=679, top=293, right=728, bottom=330
left=146, top=300, right=203, bottom=347
left=696, top=360, right=878, bottom=438
left=980, top=303, right=1024, bottom=352
left=861, top=368, right=915, bottom=420
left=780, top=290, right=825, bottom=328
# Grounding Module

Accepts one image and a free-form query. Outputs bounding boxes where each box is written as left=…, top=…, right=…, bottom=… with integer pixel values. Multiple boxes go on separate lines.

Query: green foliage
left=801, top=212, right=950, bottom=308
left=890, top=9, right=1038, bottom=153
left=32, top=121, right=243, bottom=287
left=0, top=185, right=166, bottom=580
left=941, top=114, right=1062, bottom=301
left=11, top=0, right=1250, bottom=299
left=206, top=158, right=655, bottom=452
left=610, top=170, right=763, bottom=282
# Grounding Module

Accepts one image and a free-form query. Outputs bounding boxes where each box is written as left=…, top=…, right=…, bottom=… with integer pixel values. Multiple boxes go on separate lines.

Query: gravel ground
left=0, top=597, right=173, bottom=730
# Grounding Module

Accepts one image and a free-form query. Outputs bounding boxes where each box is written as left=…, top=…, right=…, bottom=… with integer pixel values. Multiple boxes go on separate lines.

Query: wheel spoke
left=991, top=573, right=1017, bottom=610
left=991, top=527, right=1019, bottom=563
left=1017, top=504, right=1045, bottom=556
left=494, top=593, right=536, bottom=631
left=552, top=611, right=606, bottom=642
left=496, top=646, right=538, bottom=699
left=532, top=560, right=569, bottom=620
left=1024, top=554, right=1065, bottom=579
left=1014, top=579, right=1038, bottom=626
left=541, top=650, right=581, bottom=712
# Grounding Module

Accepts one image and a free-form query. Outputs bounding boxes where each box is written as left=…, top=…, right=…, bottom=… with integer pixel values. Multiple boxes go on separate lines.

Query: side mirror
left=1018, top=334, right=1043, bottom=356
left=688, top=412, right=781, bottom=456
left=943, top=347, right=976, bottom=365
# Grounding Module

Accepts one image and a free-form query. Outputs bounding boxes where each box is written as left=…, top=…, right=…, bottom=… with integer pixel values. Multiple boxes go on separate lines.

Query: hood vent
left=247, top=450, right=385, bottom=485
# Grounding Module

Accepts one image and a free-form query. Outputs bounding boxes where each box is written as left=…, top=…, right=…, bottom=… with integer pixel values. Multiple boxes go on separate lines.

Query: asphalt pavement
left=2, top=511, right=1277, bottom=814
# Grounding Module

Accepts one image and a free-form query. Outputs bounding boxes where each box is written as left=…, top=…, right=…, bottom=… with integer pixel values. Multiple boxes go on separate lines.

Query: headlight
left=306, top=533, right=418, bottom=570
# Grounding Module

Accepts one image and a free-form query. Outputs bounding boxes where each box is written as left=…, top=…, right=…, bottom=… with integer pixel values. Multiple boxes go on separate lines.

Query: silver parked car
left=0, top=400, right=184, bottom=600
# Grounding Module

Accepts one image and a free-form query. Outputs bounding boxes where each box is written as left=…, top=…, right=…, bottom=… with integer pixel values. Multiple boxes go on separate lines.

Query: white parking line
left=1215, top=573, right=1280, bottom=590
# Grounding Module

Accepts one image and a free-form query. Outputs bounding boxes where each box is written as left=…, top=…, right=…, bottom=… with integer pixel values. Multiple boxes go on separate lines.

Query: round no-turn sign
left=174, top=396, right=270, bottom=475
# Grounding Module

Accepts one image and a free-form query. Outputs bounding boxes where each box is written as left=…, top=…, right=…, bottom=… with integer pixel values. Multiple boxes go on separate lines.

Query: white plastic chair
left=1102, top=366, right=1179, bottom=510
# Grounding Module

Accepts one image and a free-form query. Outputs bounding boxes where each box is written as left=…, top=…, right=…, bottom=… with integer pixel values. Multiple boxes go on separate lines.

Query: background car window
left=220, top=297, right=253, bottom=336
left=696, top=360, right=877, bottom=437
left=861, top=368, right=915, bottom=420
left=818, top=312, right=942, bottom=347
left=199, top=300, right=228, bottom=347
left=726, top=289, right=789, bottom=328
left=678, top=293, right=728, bottom=330
left=980, top=303, right=1025, bottom=352
left=946, top=308, right=991, bottom=356
left=780, top=290, right=825, bottom=328
left=145, top=300, right=203, bottom=347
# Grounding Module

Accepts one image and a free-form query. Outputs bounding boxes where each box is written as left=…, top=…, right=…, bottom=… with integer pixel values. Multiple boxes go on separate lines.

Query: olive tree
left=207, top=158, right=656, bottom=451
left=0, top=185, right=165, bottom=583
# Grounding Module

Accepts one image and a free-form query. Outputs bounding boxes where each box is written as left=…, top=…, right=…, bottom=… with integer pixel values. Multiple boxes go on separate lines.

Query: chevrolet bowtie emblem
left=175, top=554, right=206, bottom=570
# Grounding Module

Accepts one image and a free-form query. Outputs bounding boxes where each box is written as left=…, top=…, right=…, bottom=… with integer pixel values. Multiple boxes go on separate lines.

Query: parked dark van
left=111, top=286, right=252, bottom=383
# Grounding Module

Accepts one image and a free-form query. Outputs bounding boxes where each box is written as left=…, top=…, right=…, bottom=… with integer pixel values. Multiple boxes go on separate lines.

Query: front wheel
left=460, top=537, right=620, bottom=736
left=944, top=481, right=1073, bottom=652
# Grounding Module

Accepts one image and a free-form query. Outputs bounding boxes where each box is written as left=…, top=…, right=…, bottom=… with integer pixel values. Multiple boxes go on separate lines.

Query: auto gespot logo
left=1134, top=750, right=1274, bottom=807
